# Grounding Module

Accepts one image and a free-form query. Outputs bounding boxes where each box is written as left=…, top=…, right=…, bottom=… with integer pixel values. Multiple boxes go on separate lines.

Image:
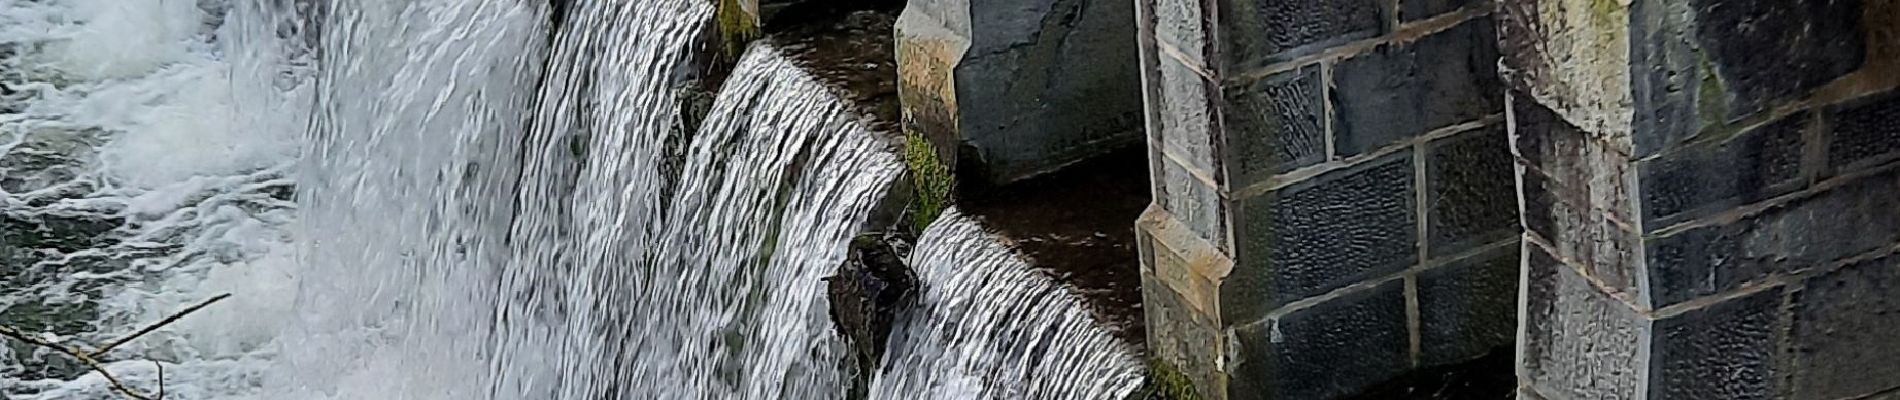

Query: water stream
left=0, top=1, right=1141, bottom=399
left=873, top=209, right=1144, bottom=400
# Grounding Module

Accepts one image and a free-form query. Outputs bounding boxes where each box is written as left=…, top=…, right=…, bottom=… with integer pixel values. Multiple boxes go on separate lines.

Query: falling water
left=872, top=209, right=1146, bottom=400
left=483, top=0, right=707, bottom=396
left=289, top=0, right=549, bottom=398
left=494, top=40, right=904, bottom=398
left=3, top=0, right=1143, bottom=399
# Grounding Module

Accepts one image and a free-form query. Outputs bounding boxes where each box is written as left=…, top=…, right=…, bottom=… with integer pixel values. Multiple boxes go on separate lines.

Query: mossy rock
left=902, top=130, right=953, bottom=231
left=1140, top=359, right=1204, bottom=400
left=714, top=0, right=762, bottom=63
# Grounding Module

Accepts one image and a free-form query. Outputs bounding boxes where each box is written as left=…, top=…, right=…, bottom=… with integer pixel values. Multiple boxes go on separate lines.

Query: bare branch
left=0, top=293, right=233, bottom=400
left=0, top=325, right=156, bottom=400
left=91, top=293, right=232, bottom=357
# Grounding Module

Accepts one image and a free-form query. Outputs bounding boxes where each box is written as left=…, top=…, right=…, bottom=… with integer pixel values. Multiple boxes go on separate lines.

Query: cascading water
left=289, top=0, right=550, bottom=398
left=872, top=209, right=1145, bottom=400
left=2, top=0, right=1146, bottom=399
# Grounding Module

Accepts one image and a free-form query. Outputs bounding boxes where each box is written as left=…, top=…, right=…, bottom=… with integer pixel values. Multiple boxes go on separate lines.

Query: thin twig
left=0, top=293, right=232, bottom=400
left=91, top=293, right=231, bottom=357
left=0, top=325, right=155, bottom=400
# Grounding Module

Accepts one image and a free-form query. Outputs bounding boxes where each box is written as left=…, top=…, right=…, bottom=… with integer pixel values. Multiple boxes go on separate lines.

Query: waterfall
left=494, top=39, right=904, bottom=397
left=289, top=0, right=549, bottom=398
left=2, top=0, right=1142, bottom=399
left=483, top=0, right=708, bottom=396
left=871, top=209, right=1146, bottom=400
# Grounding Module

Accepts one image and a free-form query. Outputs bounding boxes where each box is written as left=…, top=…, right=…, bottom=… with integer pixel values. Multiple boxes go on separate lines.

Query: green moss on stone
left=1146, top=359, right=1204, bottom=400
left=714, top=0, right=761, bottom=63
left=902, top=130, right=953, bottom=230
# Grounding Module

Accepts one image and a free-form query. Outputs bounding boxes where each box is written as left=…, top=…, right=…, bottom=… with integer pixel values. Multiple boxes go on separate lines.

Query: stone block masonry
left=1503, top=0, right=1900, bottom=397
left=1133, top=0, right=1519, bottom=396
left=894, top=0, right=1145, bottom=186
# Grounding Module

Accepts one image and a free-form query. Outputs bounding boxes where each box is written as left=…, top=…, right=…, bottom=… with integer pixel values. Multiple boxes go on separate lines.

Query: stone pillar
left=894, top=0, right=1144, bottom=186
left=1133, top=0, right=1520, bottom=397
left=1501, top=0, right=1900, bottom=398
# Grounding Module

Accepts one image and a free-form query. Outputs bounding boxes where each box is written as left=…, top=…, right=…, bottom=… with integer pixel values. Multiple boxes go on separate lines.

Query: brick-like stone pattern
left=1135, top=0, right=1518, bottom=397
left=1505, top=0, right=1900, bottom=398
left=1229, top=280, right=1410, bottom=400
left=1417, top=243, right=1518, bottom=365
left=1239, top=153, right=1417, bottom=310
left=1333, top=17, right=1501, bottom=156
left=1791, top=254, right=1900, bottom=400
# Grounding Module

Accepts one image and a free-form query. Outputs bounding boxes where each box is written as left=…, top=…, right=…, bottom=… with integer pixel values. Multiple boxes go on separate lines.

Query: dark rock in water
left=825, top=232, right=917, bottom=399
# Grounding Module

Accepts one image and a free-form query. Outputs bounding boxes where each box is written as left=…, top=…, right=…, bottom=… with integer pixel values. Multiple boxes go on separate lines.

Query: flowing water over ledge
left=0, top=0, right=1142, bottom=399
left=874, top=209, right=1145, bottom=400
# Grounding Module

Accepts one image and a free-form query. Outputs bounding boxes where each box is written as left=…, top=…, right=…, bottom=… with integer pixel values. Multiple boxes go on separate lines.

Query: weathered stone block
left=1638, top=112, right=1808, bottom=228
left=1418, top=243, right=1520, bottom=366
left=1646, top=168, right=1900, bottom=307
left=1510, top=94, right=1637, bottom=224
left=1218, top=0, right=1386, bottom=70
left=1427, top=125, right=1519, bottom=257
left=1144, top=272, right=1228, bottom=400
left=897, top=10, right=970, bottom=166
left=1154, top=0, right=1208, bottom=53
left=1497, top=0, right=1634, bottom=142
left=1828, top=91, right=1900, bottom=173
left=1159, top=159, right=1229, bottom=250
left=1234, top=153, right=1415, bottom=312
left=1521, top=243, right=1650, bottom=400
left=1629, top=0, right=1866, bottom=155
left=1513, top=95, right=1645, bottom=300
left=1649, top=287, right=1784, bottom=400
left=1156, top=51, right=1222, bottom=174
left=1229, top=279, right=1409, bottom=400
left=1401, top=0, right=1473, bottom=22
left=1221, top=63, right=1329, bottom=187
left=1334, top=17, right=1501, bottom=156
left=950, top=0, right=1145, bottom=183
left=1791, top=254, right=1900, bottom=400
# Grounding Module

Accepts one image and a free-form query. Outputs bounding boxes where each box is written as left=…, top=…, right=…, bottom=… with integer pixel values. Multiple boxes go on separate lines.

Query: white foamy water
left=3, top=1, right=1145, bottom=399
left=870, top=209, right=1146, bottom=400
left=2, top=0, right=311, bottom=399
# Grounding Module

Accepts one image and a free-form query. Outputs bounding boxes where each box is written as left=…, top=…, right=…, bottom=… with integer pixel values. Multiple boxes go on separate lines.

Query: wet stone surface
left=1346, top=349, right=1515, bottom=400
left=961, top=148, right=1151, bottom=345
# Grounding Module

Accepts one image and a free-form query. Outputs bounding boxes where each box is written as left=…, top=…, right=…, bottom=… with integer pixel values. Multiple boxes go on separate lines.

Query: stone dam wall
left=719, top=0, right=1900, bottom=398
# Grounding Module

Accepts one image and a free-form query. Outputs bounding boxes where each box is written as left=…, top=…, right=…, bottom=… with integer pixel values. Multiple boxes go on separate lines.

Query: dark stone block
left=1418, top=243, right=1520, bottom=366
left=1791, top=254, right=1900, bottom=400
left=1828, top=91, right=1900, bottom=173
left=1236, top=153, right=1416, bottom=311
left=1650, top=287, right=1783, bottom=400
left=1638, top=112, right=1808, bottom=228
left=1520, top=244, right=1649, bottom=399
left=1335, top=18, right=1501, bottom=156
left=1647, top=168, right=1900, bottom=307
left=1230, top=279, right=1410, bottom=400
left=1222, top=63, right=1330, bottom=186
left=1401, top=0, right=1472, bottom=22
left=1219, top=0, right=1386, bottom=70
left=1630, top=0, right=1865, bottom=155
left=1426, top=125, right=1520, bottom=257
left=1691, top=0, right=1865, bottom=119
